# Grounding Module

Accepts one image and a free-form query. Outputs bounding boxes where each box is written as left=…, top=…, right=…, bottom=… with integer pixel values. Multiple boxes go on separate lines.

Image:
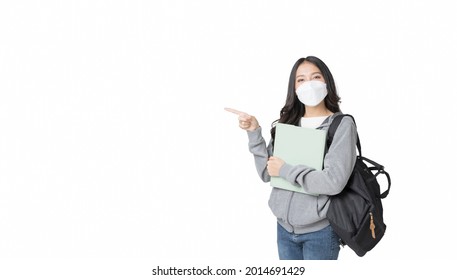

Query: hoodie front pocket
left=268, top=188, right=293, bottom=222
left=288, top=193, right=322, bottom=226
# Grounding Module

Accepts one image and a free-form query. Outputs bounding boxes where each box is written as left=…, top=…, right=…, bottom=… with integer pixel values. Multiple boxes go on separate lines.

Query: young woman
left=225, top=56, right=358, bottom=260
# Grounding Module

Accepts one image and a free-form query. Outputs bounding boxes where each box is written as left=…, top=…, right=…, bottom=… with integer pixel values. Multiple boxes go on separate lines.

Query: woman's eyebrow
left=296, top=72, right=322, bottom=78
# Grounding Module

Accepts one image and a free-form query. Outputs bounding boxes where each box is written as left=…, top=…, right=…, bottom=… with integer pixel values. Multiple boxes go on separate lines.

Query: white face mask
left=296, top=80, right=328, bottom=107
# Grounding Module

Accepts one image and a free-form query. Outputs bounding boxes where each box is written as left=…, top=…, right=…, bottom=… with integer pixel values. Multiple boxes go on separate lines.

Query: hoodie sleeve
left=278, top=117, right=357, bottom=195
left=247, top=127, right=273, bottom=183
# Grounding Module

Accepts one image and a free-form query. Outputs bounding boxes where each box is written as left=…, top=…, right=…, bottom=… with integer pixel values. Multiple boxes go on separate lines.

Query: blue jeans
left=277, top=223, right=340, bottom=260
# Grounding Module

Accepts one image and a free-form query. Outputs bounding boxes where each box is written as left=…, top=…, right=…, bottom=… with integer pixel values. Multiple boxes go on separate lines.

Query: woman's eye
left=297, top=79, right=304, bottom=83
left=313, top=76, right=322, bottom=80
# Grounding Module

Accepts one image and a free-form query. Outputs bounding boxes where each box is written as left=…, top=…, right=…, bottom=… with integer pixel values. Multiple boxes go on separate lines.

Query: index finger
left=224, top=107, right=249, bottom=117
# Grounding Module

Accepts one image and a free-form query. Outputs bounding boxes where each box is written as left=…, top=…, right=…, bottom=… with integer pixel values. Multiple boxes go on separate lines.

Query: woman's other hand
left=267, top=156, right=285, bottom=177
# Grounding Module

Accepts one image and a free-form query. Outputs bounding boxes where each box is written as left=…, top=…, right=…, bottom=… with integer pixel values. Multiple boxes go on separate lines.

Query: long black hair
left=270, top=56, right=341, bottom=145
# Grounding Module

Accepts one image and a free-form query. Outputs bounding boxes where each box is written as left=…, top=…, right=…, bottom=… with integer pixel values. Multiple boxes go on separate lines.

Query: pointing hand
left=224, top=107, right=260, bottom=132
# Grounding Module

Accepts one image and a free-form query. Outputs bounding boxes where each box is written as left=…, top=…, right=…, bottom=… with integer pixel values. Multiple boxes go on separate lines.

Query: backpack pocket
left=353, top=210, right=386, bottom=252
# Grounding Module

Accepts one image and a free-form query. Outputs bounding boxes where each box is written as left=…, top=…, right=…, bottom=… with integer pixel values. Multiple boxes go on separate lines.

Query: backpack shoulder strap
left=327, top=114, right=391, bottom=199
left=326, top=114, right=361, bottom=156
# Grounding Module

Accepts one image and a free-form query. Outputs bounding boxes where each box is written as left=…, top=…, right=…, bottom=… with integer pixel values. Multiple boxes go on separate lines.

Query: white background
left=1, top=0, right=456, bottom=279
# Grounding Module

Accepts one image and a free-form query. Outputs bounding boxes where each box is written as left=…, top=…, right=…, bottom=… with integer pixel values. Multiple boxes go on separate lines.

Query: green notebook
left=270, top=123, right=327, bottom=195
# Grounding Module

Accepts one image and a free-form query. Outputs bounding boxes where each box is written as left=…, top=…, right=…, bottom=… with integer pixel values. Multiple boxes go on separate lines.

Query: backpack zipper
left=369, top=212, right=376, bottom=239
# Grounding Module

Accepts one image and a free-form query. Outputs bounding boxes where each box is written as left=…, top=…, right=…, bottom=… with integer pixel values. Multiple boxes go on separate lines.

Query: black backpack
left=325, top=114, right=391, bottom=257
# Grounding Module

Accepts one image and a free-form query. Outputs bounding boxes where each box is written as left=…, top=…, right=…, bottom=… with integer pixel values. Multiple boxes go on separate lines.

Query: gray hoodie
left=247, top=112, right=357, bottom=234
